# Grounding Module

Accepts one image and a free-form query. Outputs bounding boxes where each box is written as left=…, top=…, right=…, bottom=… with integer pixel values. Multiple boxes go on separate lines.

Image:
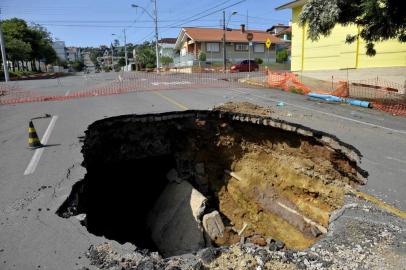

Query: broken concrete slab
left=147, top=181, right=207, bottom=257
left=202, top=211, right=225, bottom=241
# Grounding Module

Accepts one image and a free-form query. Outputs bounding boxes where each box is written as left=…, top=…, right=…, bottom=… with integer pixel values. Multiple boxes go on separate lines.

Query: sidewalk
left=294, top=67, right=406, bottom=86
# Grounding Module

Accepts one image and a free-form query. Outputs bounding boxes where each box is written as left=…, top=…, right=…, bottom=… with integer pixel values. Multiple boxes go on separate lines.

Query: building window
left=235, top=43, right=248, bottom=51
left=206, top=43, right=220, bottom=52
left=254, top=44, right=265, bottom=53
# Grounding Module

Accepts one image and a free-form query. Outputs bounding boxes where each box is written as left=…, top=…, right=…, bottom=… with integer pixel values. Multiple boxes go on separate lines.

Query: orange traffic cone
left=28, top=121, right=43, bottom=149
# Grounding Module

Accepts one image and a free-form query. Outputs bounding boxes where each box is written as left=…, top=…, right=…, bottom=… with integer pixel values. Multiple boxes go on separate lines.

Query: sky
left=0, top=0, right=292, bottom=47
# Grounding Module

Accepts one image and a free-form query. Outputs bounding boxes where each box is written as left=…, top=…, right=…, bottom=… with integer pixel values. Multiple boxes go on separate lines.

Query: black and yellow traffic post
left=28, top=120, right=43, bottom=149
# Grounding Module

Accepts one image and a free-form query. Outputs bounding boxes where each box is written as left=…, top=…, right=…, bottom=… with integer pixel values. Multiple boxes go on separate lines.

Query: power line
left=234, top=14, right=288, bottom=24
left=143, top=0, right=246, bottom=43
left=40, top=24, right=221, bottom=29
left=33, top=19, right=237, bottom=23
left=164, top=0, right=233, bottom=27
left=164, top=0, right=247, bottom=28
left=132, top=0, right=234, bottom=43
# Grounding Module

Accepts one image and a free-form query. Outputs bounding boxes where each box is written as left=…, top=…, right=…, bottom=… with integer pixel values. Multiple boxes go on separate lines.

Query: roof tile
left=182, top=27, right=283, bottom=44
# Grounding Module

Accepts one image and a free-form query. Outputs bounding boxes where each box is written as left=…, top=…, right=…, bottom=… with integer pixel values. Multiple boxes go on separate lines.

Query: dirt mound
left=214, top=101, right=274, bottom=116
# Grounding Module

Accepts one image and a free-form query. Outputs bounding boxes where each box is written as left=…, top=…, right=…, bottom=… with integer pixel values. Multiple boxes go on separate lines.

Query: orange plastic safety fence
left=267, top=72, right=311, bottom=94
left=372, top=103, right=406, bottom=116
left=267, top=71, right=406, bottom=116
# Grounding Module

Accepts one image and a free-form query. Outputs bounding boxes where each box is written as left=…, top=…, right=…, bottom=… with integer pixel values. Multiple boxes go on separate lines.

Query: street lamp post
left=223, top=11, right=237, bottom=73
left=131, top=2, right=160, bottom=73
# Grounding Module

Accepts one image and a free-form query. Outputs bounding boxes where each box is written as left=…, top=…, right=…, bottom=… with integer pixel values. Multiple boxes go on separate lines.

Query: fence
left=267, top=71, right=406, bottom=116
left=0, top=69, right=262, bottom=105
left=2, top=69, right=405, bottom=116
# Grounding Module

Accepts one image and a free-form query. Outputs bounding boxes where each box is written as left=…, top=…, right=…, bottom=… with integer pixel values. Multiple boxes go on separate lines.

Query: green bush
left=70, top=60, right=85, bottom=71
left=160, top=56, right=174, bottom=66
left=113, top=64, right=121, bottom=72
left=198, top=52, right=207, bottom=62
left=289, top=86, right=304, bottom=95
left=276, top=49, right=289, bottom=63
left=145, top=63, right=155, bottom=69
left=103, top=66, right=111, bottom=72
left=118, top=58, right=126, bottom=67
left=254, top=58, right=263, bottom=64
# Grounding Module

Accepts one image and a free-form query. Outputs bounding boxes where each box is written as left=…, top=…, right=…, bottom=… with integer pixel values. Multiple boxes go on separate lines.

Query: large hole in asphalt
left=57, top=104, right=367, bottom=258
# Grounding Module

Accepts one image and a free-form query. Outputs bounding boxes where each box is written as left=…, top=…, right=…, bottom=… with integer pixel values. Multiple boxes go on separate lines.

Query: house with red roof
left=174, top=25, right=285, bottom=65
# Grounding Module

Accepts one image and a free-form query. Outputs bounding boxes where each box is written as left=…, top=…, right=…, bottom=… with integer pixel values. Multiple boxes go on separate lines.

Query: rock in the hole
left=147, top=181, right=207, bottom=257
left=197, top=247, right=218, bottom=264
left=202, top=211, right=225, bottom=241
left=75, top=213, right=86, bottom=222
left=267, top=238, right=285, bottom=251
left=249, top=235, right=267, bottom=246
left=166, top=168, right=183, bottom=183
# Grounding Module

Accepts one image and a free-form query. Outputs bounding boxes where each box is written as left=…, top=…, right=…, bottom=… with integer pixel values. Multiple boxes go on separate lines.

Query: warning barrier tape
left=0, top=82, right=231, bottom=105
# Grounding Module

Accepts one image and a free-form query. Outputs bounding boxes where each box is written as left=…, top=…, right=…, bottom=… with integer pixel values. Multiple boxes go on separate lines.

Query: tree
left=1, top=18, right=57, bottom=71
left=198, top=52, right=206, bottom=62
left=70, top=60, right=85, bottom=71
left=160, top=56, right=173, bottom=66
left=276, top=49, right=288, bottom=63
left=254, top=58, right=263, bottom=64
left=299, top=0, right=406, bottom=56
left=29, top=24, right=57, bottom=65
left=118, top=57, right=126, bottom=67
left=134, top=42, right=156, bottom=68
left=1, top=18, right=31, bottom=70
left=4, top=38, right=32, bottom=71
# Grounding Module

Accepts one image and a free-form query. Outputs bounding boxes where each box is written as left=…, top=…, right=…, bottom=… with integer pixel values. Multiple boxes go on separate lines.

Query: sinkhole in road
left=57, top=107, right=367, bottom=258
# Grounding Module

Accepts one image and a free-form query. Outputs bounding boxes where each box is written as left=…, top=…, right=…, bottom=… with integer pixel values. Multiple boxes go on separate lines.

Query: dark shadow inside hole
left=82, top=155, right=175, bottom=251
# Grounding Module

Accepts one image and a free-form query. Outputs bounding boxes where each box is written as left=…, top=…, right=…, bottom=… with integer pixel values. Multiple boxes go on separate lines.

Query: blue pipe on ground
left=307, top=93, right=342, bottom=102
left=345, top=98, right=370, bottom=108
left=307, top=93, right=370, bottom=108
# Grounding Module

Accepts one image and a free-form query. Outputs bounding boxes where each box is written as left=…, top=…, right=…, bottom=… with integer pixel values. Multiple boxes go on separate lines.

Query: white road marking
left=385, top=156, right=406, bottom=164
left=24, top=115, right=58, bottom=176
left=231, top=88, right=406, bottom=135
left=64, top=90, right=70, bottom=96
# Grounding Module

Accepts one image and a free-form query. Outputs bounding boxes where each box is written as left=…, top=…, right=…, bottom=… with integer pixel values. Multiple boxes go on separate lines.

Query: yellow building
left=276, top=0, right=406, bottom=71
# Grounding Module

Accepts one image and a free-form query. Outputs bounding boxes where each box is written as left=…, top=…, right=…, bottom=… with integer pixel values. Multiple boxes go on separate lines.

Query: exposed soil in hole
left=57, top=103, right=367, bottom=258
left=215, top=101, right=274, bottom=116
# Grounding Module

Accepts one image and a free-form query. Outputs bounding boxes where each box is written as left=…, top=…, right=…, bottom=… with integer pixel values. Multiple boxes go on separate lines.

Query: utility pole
left=111, top=43, right=114, bottom=70
left=131, top=3, right=160, bottom=73
left=0, top=9, right=10, bottom=82
left=246, top=10, right=248, bottom=30
left=222, top=10, right=226, bottom=73
left=153, top=0, right=159, bottom=73
left=123, top=28, right=128, bottom=71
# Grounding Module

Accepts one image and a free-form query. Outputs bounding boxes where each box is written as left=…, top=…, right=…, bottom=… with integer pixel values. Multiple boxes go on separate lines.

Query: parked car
left=230, top=60, right=259, bottom=72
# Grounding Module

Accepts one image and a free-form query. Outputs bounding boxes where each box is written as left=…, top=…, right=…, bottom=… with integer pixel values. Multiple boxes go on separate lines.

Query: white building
left=159, top=38, right=177, bottom=58
left=52, top=41, right=67, bottom=62
left=66, top=47, right=81, bottom=62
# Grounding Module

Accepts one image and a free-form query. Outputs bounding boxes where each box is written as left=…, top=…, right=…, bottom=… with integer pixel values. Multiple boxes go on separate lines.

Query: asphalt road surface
left=0, top=72, right=405, bottom=269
